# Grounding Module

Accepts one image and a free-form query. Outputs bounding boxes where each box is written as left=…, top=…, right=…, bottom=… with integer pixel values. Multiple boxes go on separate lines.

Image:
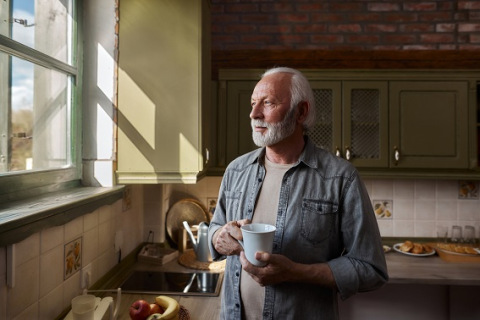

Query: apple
left=149, top=303, right=163, bottom=315
left=129, top=300, right=151, bottom=320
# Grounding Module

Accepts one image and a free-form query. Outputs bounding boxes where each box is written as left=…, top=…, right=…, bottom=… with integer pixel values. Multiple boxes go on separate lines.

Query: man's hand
left=239, top=251, right=295, bottom=286
left=212, top=219, right=250, bottom=256
left=239, top=251, right=337, bottom=289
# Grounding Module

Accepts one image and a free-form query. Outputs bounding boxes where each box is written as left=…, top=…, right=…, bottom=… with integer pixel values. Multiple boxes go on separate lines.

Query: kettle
left=183, top=221, right=212, bottom=262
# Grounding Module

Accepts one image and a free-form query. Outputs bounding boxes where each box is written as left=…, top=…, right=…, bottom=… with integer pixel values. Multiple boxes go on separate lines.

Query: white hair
left=261, top=67, right=316, bottom=131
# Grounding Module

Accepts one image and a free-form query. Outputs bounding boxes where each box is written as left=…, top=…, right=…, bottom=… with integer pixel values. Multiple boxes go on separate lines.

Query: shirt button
left=235, top=303, right=240, bottom=308
left=258, top=178, right=262, bottom=182
left=235, top=272, right=239, bottom=277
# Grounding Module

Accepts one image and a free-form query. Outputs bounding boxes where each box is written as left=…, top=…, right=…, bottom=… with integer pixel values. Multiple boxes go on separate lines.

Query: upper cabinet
left=116, top=0, right=211, bottom=184
left=212, top=69, right=479, bottom=179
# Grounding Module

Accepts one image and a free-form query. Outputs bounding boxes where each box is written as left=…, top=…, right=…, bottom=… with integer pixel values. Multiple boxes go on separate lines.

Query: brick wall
left=211, top=0, right=480, bottom=51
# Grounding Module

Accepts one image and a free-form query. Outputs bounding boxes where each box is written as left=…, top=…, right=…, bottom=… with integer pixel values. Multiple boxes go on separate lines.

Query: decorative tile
left=207, top=197, right=217, bottom=220
left=372, top=200, right=393, bottom=219
left=458, top=181, right=479, bottom=199
left=64, top=237, right=82, bottom=280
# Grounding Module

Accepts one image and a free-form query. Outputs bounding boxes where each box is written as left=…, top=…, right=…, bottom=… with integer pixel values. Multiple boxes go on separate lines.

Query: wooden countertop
left=89, top=246, right=480, bottom=320
left=386, top=250, right=480, bottom=286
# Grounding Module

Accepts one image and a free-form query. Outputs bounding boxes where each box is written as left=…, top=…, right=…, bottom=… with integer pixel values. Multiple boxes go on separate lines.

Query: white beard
left=251, top=107, right=297, bottom=147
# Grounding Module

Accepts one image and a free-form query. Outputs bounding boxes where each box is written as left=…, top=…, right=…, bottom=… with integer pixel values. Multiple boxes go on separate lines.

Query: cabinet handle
left=394, top=147, right=400, bottom=165
left=335, top=147, right=341, bottom=157
left=345, top=147, right=351, bottom=161
left=204, top=148, right=209, bottom=165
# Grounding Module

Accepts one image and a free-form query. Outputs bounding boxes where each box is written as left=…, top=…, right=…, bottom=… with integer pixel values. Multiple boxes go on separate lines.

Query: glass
left=0, top=0, right=75, bottom=65
left=463, top=225, right=476, bottom=244
left=451, top=225, right=462, bottom=243
left=436, top=225, right=448, bottom=243
left=1, top=52, right=73, bottom=173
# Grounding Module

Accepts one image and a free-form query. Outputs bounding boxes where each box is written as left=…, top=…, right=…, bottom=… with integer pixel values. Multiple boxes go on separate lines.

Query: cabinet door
left=308, top=81, right=342, bottom=155
left=389, top=81, right=469, bottom=168
left=222, top=81, right=258, bottom=167
left=343, top=81, right=389, bottom=167
left=116, top=0, right=210, bottom=184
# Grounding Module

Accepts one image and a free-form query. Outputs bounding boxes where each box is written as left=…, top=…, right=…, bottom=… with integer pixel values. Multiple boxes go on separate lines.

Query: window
left=0, top=0, right=80, bottom=199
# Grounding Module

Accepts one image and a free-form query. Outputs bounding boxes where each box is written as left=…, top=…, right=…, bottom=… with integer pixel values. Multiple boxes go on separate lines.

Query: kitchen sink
left=120, top=271, right=223, bottom=297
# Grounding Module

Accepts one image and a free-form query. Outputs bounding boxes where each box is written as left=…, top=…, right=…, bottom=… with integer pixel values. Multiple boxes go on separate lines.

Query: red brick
left=471, top=34, right=480, bottom=43
left=403, top=44, right=436, bottom=49
left=400, top=23, right=434, bottom=32
left=436, top=23, right=456, bottom=32
left=420, top=34, right=455, bottom=43
left=367, top=3, right=401, bottom=12
left=241, top=14, right=275, bottom=24
left=260, top=3, right=295, bottom=12
left=277, top=13, right=310, bottom=23
left=419, top=12, right=453, bottom=22
left=459, top=23, right=480, bottom=31
left=350, top=13, right=382, bottom=22
left=384, top=34, right=418, bottom=43
left=311, top=13, right=345, bottom=23
left=310, top=35, right=344, bottom=44
left=329, top=2, right=365, bottom=12
left=225, top=4, right=259, bottom=14
left=384, top=13, right=419, bottom=23
left=459, top=44, right=480, bottom=49
left=224, top=25, right=257, bottom=33
left=459, top=1, right=480, bottom=10
left=297, top=3, right=328, bottom=12
left=366, top=24, right=398, bottom=32
left=404, top=2, right=437, bottom=11
left=294, top=24, right=328, bottom=33
left=329, top=24, right=362, bottom=33
left=259, top=25, right=292, bottom=33
left=278, top=35, right=309, bottom=44
left=346, top=35, right=381, bottom=44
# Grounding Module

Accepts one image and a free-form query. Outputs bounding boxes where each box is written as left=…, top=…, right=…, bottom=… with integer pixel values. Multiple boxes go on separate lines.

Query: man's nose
left=250, top=104, right=263, bottom=119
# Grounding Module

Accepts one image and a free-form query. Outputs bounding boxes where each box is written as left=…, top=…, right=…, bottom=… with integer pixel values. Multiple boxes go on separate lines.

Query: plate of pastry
left=393, top=241, right=435, bottom=257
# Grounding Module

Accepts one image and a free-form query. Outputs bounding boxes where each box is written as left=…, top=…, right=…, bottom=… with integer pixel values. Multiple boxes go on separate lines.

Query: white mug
left=71, top=294, right=96, bottom=320
left=239, top=223, right=276, bottom=267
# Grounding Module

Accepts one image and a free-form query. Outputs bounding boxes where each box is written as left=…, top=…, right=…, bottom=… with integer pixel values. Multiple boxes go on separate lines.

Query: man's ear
left=297, top=101, right=309, bottom=123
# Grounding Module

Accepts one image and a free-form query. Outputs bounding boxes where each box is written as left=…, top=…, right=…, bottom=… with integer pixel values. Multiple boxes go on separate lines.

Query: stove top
left=120, top=271, right=223, bottom=296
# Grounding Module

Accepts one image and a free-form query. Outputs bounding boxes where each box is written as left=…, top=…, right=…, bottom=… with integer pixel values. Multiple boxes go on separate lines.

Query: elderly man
left=208, top=67, right=388, bottom=320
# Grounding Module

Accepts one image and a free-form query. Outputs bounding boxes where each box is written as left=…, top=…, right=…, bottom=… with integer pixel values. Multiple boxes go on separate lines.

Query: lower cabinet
left=338, top=284, right=479, bottom=320
left=212, top=69, right=479, bottom=178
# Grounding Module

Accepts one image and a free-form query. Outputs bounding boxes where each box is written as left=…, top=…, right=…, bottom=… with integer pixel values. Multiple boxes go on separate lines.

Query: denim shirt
left=208, top=137, right=388, bottom=320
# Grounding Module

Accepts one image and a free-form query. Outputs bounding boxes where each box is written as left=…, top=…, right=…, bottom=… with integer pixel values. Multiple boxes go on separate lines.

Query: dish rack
left=64, top=288, right=121, bottom=320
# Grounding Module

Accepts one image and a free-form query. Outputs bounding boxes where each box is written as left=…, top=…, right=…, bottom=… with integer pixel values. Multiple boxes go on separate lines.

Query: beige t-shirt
left=240, top=157, right=293, bottom=320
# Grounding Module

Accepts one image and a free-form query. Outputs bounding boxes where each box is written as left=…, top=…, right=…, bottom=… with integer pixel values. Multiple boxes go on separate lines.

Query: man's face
left=250, top=73, right=297, bottom=147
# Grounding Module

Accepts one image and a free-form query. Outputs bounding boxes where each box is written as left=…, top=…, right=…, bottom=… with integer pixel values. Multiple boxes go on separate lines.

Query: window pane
left=0, top=0, right=74, bottom=65
left=1, top=52, right=72, bottom=173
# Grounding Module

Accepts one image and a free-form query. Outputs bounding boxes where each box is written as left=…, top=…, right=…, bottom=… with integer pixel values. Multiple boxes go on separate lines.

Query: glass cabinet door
left=343, top=81, right=389, bottom=167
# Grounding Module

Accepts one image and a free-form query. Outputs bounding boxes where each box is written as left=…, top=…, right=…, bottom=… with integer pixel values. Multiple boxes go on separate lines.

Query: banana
left=154, top=295, right=180, bottom=320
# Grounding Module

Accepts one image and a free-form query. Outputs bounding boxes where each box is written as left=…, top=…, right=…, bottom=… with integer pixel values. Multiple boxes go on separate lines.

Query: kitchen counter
left=385, top=250, right=480, bottom=285
left=84, top=247, right=480, bottom=320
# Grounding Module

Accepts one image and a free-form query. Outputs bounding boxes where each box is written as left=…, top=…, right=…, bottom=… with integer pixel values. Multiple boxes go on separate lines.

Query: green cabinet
left=213, top=69, right=478, bottom=178
left=116, top=0, right=211, bottom=184
left=309, top=81, right=389, bottom=168
left=389, top=81, right=469, bottom=169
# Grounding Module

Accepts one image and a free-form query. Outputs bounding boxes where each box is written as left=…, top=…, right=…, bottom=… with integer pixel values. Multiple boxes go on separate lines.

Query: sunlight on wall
left=96, top=103, right=113, bottom=159
left=179, top=133, right=201, bottom=175
left=97, top=43, right=114, bottom=102
left=118, top=67, right=156, bottom=150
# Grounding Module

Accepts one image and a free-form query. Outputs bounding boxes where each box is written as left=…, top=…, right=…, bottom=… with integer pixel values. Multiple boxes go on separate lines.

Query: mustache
left=251, top=119, right=269, bottom=128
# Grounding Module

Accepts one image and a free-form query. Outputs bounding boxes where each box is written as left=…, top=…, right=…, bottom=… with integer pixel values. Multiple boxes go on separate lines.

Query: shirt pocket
left=300, top=199, right=338, bottom=245
left=225, top=190, right=242, bottom=221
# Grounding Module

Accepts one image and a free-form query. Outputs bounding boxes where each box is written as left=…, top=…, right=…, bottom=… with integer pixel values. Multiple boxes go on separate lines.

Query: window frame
left=0, top=0, right=82, bottom=203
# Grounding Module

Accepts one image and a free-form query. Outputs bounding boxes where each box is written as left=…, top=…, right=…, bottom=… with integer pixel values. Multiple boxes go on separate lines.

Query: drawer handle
left=394, top=147, right=400, bottom=165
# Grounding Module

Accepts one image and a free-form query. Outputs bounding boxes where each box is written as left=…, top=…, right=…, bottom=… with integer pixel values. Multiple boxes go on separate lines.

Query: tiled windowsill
left=0, top=185, right=124, bottom=247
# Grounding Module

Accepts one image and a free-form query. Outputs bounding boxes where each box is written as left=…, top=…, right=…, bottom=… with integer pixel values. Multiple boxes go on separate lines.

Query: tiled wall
left=0, top=185, right=144, bottom=319
left=165, top=177, right=480, bottom=240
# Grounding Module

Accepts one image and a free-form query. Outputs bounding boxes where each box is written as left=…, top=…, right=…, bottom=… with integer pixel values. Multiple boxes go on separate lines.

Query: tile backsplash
left=1, top=177, right=479, bottom=319
left=164, top=177, right=480, bottom=240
